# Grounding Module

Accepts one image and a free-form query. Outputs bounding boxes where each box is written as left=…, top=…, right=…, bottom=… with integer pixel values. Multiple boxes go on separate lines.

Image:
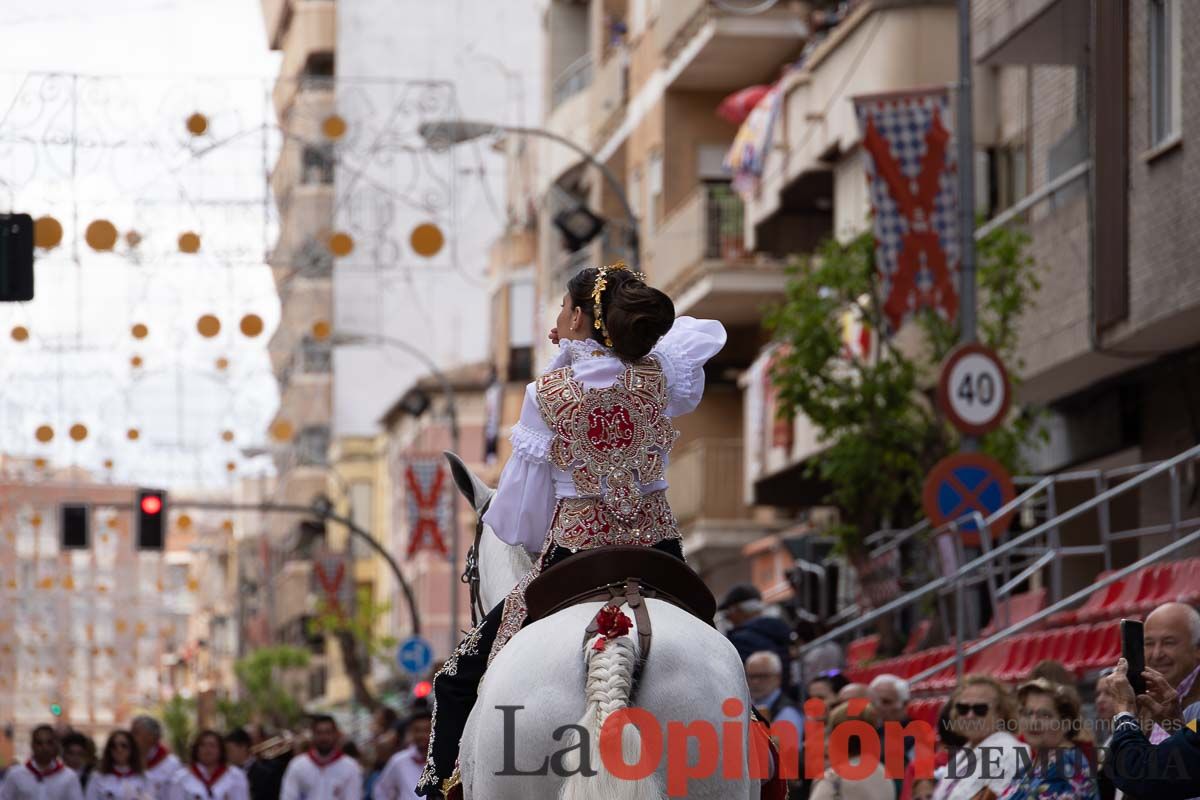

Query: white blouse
left=481, top=316, right=727, bottom=553
left=84, top=772, right=152, bottom=800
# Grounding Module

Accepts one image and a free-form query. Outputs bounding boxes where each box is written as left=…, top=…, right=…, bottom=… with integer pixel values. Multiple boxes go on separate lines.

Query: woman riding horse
left=416, top=263, right=727, bottom=798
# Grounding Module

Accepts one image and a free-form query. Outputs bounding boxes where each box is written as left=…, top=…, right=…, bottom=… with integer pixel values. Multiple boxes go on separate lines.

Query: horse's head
left=444, top=450, right=495, bottom=518
left=443, top=450, right=531, bottom=614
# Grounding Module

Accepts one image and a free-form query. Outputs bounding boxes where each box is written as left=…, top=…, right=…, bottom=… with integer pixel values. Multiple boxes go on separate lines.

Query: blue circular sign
left=922, top=453, right=1016, bottom=544
left=397, top=636, right=434, bottom=676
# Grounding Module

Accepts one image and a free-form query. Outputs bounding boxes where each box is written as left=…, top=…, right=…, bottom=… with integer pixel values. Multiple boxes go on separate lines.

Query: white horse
left=445, top=453, right=759, bottom=800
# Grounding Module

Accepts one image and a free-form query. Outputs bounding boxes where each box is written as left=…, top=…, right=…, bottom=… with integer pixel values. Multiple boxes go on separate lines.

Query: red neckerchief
left=25, top=760, right=65, bottom=782
left=307, top=748, right=343, bottom=768
left=145, top=745, right=170, bottom=770
left=190, top=764, right=228, bottom=794
left=111, top=765, right=136, bottom=779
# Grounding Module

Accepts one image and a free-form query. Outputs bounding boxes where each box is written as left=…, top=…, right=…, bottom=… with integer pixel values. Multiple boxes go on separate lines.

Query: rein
left=460, top=497, right=491, bottom=628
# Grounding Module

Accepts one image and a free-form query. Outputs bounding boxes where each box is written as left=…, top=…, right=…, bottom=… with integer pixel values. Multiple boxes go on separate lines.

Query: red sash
left=145, top=745, right=170, bottom=770
left=25, top=760, right=65, bottom=782
left=190, top=764, right=228, bottom=796
left=308, top=748, right=344, bottom=768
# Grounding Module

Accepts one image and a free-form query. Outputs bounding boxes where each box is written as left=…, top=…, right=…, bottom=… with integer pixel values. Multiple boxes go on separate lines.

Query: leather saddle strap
left=580, top=582, right=652, bottom=661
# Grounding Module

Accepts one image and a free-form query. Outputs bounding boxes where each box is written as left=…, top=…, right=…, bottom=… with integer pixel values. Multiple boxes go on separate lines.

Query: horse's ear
left=443, top=451, right=493, bottom=514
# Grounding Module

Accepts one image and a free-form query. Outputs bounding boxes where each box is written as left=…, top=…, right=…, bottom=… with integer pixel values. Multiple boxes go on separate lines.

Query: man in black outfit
left=720, top=583, right=795, bottom=694
left=226, top=727, right=284, bottom=800
left=1098, top=658, right=1200, bottom=800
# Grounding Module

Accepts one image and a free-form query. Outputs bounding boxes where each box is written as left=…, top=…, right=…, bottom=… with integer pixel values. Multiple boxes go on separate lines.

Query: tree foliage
left=159, top=694, right=195, bottom=757
left=234, top=645, right=311, bottom=728
left=306, top=588, right=398, bottom=711
left=767, top=226, right=1043, bottom=554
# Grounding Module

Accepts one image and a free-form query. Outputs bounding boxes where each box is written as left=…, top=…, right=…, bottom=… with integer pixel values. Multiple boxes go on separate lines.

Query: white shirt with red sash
left=141, top=748, right=181, bottom=800
left=373, top=746, right=424, bottom=800
left=0, top=760, right=84, bottom=800
left=280, top=750, right=360, bottom=800
left=169, top=765, right=247, bottom=800
left=84, top=769, right=152, bottom=800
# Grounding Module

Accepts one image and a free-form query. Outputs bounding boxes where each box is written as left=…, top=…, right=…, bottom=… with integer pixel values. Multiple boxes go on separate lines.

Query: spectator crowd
left=720, top=582, right=1200, bottom=800
left=0, top=702, right=431, bottom=800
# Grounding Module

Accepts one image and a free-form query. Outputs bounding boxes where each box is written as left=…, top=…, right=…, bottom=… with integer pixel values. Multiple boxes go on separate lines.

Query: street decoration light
left=417, top=119, right=640, bottom=270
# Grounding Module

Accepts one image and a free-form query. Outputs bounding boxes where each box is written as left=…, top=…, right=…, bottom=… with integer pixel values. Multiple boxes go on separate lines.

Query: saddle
left=524, top=546, right=717, bottom=661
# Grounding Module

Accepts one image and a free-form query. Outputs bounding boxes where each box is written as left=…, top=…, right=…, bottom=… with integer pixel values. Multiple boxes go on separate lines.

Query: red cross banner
left=313, top=549, right=353, bottom=618
left=855, top=88, right=961, bottom=333
left=405, top=459, right=450, bottom=558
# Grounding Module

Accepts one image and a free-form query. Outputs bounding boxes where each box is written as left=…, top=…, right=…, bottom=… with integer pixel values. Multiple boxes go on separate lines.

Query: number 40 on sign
left=936, top=343, right=1011, bottom=436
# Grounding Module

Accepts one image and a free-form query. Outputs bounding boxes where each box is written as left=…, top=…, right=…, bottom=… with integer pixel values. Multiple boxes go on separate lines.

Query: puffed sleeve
left=651, top=316, right=728, bottom=417
left=481, top=383, right=558, bottom=554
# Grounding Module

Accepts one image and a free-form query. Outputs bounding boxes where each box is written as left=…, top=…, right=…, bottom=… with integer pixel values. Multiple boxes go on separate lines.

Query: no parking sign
left=922, top=452, right=1015, bottom=546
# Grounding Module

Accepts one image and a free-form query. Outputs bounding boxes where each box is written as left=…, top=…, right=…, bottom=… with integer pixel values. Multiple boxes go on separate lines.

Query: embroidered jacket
left=481, top=316, right=727, bottom=553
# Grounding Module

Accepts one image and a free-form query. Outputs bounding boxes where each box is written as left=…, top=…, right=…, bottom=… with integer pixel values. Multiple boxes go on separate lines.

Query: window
left=296, top=425, right=330, bottom=466
left=1150, top=0, right=1181, bottom=145
left=647, top=151, right=663, bottom=233
left=507, top=278, right=534, bottom=381
left=301, top=146, right=334, bottom=185
left=350, top=482, right=372, bottom=536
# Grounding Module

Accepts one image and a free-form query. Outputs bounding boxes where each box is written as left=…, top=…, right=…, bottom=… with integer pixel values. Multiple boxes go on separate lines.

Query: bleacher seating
left=848, top=556, right=1200, bottom=712
left=979, top=588, right=1045, bottom=636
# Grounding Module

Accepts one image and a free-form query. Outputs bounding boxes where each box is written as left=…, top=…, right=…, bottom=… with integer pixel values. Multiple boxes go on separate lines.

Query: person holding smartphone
left=1097, top=658, right=1200, bottom=800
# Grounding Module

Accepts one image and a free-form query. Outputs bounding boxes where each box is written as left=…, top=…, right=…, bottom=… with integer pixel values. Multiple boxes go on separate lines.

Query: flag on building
left=405, top=459, right=450, bottom=558
left=854, top=88, right=960, bottom=333
left=725, top=83, right=783, bottom=197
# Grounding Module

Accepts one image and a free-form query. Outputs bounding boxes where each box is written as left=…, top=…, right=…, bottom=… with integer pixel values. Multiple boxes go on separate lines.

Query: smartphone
left=1121, top=619, right=1146, bottom=696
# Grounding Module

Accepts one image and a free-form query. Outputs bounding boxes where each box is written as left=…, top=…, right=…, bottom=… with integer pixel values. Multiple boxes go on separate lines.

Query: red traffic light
left=140, top=495, right=163, bottom=515
left=413, top=680, right=432, bottom=698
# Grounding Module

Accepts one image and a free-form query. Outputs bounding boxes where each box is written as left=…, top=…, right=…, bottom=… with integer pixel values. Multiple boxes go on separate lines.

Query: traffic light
left=413, top=680, right=432, bottom=699
left=49, top=703, right=62, bottom=717
left=61, top=504, right=89, bottom=550
left=0, top=213, right=34, bottom=302
left=136, top=488, right=167, bottom=550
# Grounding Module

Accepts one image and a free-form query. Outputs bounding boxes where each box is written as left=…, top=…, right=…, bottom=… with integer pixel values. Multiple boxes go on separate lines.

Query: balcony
left=746, top=1, right=958, bottom=240
left=552, top=54, right=593, bottom=110
left=277, top=336, right=333, bottom=386
left=272, top=0, right=335, bottom=115
left=668, top=438, right=747, bottom=526
left=648, top=182, right=786, bottom=327
left=591, top=49, right=628, bottom=143
left=658, top=0, right=807, bottom=91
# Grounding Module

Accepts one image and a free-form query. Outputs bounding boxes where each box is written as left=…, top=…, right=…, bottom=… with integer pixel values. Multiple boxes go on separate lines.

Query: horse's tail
left=558, top=620, right=661, bottom=800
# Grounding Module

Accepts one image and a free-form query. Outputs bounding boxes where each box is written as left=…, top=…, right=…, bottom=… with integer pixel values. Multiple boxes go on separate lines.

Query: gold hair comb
left=590, top=261, right=645, bottom=347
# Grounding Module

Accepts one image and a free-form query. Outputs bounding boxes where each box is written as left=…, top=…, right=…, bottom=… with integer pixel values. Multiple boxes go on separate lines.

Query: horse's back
left=462, top=599, right=755, bottom=799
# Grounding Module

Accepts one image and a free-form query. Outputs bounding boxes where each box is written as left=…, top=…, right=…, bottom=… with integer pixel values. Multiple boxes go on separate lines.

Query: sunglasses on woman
left=954, top=702, right=991, bottom=717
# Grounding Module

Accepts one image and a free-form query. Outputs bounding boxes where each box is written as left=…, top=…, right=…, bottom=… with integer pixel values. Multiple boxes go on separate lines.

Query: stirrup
left=441, top=769, right=463, bottom=800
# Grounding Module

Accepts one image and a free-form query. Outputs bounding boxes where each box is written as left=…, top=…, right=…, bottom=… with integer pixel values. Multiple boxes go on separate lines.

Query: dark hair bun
left=602, top=269, right=675, bottom=362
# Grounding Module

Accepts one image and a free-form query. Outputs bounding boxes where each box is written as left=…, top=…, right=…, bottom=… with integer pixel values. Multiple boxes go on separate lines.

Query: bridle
left=459, top=496, right=492, bottom=628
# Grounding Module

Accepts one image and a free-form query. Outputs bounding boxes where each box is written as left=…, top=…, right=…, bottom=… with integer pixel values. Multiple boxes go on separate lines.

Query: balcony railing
left=651, top=181, right=747, bottom=292
left=667, top=438, right=746, bottom=525
left=551, top=53, right=593, bottom=109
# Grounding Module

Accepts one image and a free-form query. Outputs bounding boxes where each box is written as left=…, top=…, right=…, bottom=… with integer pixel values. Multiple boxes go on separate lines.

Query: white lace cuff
left=509, top=421, right=552, bottom=462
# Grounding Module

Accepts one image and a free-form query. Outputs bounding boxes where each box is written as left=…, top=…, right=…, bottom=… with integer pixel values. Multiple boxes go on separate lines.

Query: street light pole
left=419, top=119, right=640, bottom=270
left=330, top=331, right=462, bottom=652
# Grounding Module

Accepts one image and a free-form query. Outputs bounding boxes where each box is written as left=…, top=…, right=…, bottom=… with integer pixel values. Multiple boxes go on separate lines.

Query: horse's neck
left=478, top=523, right=534, bottom=611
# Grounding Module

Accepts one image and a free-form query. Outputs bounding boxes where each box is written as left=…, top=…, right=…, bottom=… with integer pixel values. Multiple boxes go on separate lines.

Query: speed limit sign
left=937, top=343, right=1011, bottom=436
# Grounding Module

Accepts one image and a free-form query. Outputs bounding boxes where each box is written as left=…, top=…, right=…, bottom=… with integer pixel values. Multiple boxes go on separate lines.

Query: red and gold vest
left=534, top=357, right=679, bottom=528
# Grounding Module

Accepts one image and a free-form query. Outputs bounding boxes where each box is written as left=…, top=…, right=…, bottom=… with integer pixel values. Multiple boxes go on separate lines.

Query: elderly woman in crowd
left=1000, top=678, right=1098, bottom=800
left=810, top=702, right=894, bottom=800
left=931, top=675, right=1028, bottom=800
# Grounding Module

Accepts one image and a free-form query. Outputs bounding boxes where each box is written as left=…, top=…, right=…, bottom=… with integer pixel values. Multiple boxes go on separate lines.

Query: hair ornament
left=590, top=261, right=645, bottom=347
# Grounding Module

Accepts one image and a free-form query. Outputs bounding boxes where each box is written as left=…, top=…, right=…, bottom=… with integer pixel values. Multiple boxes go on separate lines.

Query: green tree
left=159, top=694, right=195, bottom=757
left=215, top=696, right=251, bottom=731
left=306, top=587, right=399, bottom=712
left=234, top=645, right=311, bottom=728
left=767, top=226, right=1043, bottom=557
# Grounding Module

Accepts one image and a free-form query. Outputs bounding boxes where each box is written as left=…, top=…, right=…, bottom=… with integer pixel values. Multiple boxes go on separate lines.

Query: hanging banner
left=854, top=88, right=960, bottom=333
left=725, top=83, right=783, bottom=197
left=313, top=549, right=353, bottom=618
left=405, top=459, right=450, bottom=558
